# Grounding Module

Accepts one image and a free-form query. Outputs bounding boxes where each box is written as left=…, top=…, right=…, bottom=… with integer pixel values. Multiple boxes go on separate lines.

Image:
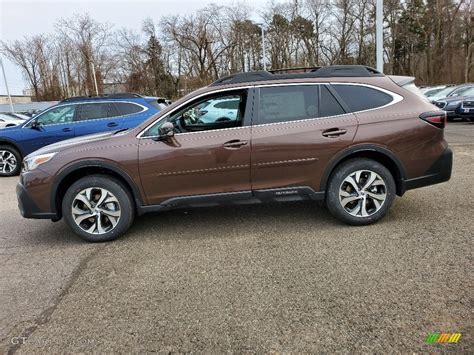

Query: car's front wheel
left=62, top=175, right=135, bottom=242
left=0, top=145, right=21, bottom=177
left=326, top=158, right=396, bottom=225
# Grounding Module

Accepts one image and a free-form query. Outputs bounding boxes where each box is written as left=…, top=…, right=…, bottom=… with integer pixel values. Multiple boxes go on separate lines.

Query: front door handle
left=223, top=139, right=248, bottom=149
left=107, top=122, right=119, bottom=127
left=322, top=128, right=347, bottom=138
left=62, top=127, right=72, bottom=132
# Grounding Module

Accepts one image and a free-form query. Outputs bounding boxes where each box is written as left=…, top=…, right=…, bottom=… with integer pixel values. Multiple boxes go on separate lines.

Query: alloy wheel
left=338, top=170, right=387, bottom=217
left=0, top=150, right=17, bottom=174
left=71, top=187, right=121, bottom=235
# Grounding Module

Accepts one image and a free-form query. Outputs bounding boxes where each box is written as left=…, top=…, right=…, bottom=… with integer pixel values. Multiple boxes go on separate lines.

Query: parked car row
left=0, top=93, right=169, bottom=176
left=14, top=65, right=453, bottom=242
left=421, top=83, right=474, bottom=121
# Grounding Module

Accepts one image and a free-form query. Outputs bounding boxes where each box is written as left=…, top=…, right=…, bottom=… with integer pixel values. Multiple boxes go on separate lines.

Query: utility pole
left=261, top=25, right=267, bottom=71
left=90, top=59, right=99, bottom=96
left=244, top=51, right=248, bottom=72
left=0, top=56, right=15, bottom=113
left=256, top=23, right=267, bottom=71
left=177, top=46, right=182, bottom=94
left=376, top=0, right=384, bottom=73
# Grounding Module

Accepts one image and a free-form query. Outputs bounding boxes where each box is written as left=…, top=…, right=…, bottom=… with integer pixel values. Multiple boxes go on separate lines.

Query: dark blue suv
left=0, top=93, right=165, bottom=176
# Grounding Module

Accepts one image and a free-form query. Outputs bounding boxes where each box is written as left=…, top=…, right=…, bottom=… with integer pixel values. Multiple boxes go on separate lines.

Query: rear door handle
left=107, top=122, right=119, bottom=127
left=322, top=128, right=347, bottom=138
left=62, top=128, right=72, bottom=132
left=223, top=139, right=248, bottom=149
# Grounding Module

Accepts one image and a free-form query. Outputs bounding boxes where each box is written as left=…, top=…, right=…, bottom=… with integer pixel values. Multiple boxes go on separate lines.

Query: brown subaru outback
left=16, top=65, right=452, bottom=242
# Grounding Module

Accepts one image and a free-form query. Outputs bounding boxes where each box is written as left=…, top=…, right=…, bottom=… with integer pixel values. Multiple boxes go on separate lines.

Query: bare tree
left=56, top=13, right=112, bottom=95
left=3, top=1, right=472, bottom=101
left=1, top=36, right=43, bottom=99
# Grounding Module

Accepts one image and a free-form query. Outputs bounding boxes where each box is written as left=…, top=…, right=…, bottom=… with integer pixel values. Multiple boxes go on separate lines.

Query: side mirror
left=29, top=119, right=40, bottom=130
left=158, top=122, right=175, bottom=140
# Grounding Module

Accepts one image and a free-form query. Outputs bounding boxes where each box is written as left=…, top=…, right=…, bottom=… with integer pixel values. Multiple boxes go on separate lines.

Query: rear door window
left=114, top=102, right=144, bottom=115
left=76, top=103, right=119, bottom=121
left=257, top=85, right=318, bottom=124
left=333, top=84, right=393, bottom=112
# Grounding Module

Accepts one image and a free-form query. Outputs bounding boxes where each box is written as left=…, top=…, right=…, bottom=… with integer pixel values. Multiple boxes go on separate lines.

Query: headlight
left=446, top=100, right=461, bottom=107
left=22, top=152, right=57, bottom=172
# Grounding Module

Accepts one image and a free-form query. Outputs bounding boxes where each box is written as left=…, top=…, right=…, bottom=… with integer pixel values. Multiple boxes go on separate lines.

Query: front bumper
left=16, top=182, right=58, bottom=219
left=401, top=147, right=453, bottom=193
left=456, top=106, right=474, bottom=118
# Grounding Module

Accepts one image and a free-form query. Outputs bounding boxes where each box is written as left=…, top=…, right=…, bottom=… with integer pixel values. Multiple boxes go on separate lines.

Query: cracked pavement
left=1, top=122, right=472, bottom=353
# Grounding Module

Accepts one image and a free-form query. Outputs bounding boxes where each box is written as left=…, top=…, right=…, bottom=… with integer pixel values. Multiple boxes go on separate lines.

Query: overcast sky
left=0, top=0, right=273, bottom=95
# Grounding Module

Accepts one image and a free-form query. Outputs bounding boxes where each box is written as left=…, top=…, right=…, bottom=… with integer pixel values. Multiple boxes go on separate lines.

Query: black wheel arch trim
left=51, top=160, right=144, bottom=215
left=319, top=144, right=407, bottom=194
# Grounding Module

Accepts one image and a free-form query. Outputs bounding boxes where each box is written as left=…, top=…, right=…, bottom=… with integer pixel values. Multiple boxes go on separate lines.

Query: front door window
left=143, top=91, right=247, bottom=137
left=35, top=105, right=75, bottom=126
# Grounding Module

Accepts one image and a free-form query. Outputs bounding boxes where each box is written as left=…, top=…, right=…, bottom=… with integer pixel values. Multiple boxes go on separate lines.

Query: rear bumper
left=16, top=182, right=58, bottom=220
left=401, top=147, right=453, bottom=194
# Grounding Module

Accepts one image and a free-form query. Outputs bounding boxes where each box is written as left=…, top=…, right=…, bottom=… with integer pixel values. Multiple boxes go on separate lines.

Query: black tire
left=62, top=175, right=135, bottom=242
left=0, top=145, right=21, bottom=177
left=326, top=158, right=396, bottom=226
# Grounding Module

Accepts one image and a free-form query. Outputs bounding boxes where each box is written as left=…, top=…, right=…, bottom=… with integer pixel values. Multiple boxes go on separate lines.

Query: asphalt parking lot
left=1, top=122, right=472, bottom=353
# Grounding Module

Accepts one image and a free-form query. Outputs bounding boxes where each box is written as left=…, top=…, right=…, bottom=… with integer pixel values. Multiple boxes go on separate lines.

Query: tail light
left=419, top=111, right=446, bottom=129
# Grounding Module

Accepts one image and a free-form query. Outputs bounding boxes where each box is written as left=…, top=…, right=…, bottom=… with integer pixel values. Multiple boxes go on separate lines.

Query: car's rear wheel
left=326, top=158, right=395, bottom=225
left=62, top=175, right=135, bottom=242
left=0, top=145, right=21, bottom=177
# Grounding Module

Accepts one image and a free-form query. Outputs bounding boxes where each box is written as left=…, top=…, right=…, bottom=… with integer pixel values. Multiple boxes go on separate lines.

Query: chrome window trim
left=137, top=82, right=403, bottom=139
left=22, top=101, right=148, bottom=129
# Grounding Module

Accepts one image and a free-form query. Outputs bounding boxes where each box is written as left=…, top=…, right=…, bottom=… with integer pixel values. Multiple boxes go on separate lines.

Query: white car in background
left=0, top=113, right=26, bottom=128
left=197, top=96, right=241, bottom=124
left=421, top=85, right=448, bottom=98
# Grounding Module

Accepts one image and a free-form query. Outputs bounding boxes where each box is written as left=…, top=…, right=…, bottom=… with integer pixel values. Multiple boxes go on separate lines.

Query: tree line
left=1, top=0, right=472, bottom=101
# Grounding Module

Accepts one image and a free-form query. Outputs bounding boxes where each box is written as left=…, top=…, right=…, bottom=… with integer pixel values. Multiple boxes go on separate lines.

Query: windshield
left=458, top=87, right=474, bottom=97
left=450, top=86, right=474, bottom=97
left=430, top=87, right=456, bottom=100
left=424, top=88, right=445, bottom=97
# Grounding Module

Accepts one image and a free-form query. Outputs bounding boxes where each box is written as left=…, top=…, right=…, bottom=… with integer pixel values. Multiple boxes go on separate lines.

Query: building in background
left=0, top=100, right=58, bottom=114
left=0, top=95, right=32, bottom=105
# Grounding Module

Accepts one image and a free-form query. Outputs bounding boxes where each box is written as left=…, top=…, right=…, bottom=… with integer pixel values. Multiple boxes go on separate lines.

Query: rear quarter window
left=114, top=102, right=144, bottom=116
left=333, top=84, right=393, bottom=112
